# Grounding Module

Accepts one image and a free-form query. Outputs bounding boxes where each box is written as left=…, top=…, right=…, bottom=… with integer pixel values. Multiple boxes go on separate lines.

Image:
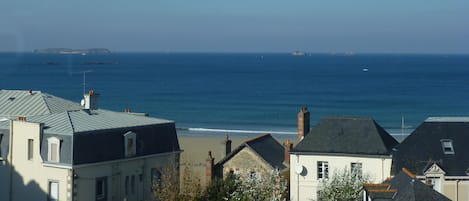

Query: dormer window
left=48, top=137, right=61, bottom=163
left=123, top=131, right=136, bottom=157
left=440, top=139, right=454, bottom=154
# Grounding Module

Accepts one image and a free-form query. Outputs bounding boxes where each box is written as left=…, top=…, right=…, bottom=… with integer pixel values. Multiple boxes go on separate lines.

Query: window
left=440, top=139, right=454, bottom=154
left=125, top=176, right=129, bottom=196
left=48, top=137, right=61, bottom=162
left=48, top=181, right=59, bottom=201
left=123, top=131, right=136, bottom=157
left=28, top=139, right=34, bottom=160
left=96, top=177, right=107, bottom=201
left=317, top=161, right=329, bottom=179
left=0, top=134, right=3, bottom=159
left=131, top=175, right=136, bottom=194
left=151, top=168, right=162, bottom=187
left=351, top=162, right=362, bottom=178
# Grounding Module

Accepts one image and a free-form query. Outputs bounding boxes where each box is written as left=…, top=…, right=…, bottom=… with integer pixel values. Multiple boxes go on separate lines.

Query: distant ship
left=292, top=51, right=306, bottom=56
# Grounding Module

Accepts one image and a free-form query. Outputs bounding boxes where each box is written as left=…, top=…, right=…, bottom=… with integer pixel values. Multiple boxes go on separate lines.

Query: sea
left=1, top=52, right=469, bottom=141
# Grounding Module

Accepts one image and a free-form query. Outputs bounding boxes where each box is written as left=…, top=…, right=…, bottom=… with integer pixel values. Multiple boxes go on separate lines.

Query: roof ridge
left=66, top=111, right=76, bottom=133
left=40, top=93, right=53, bottom=115
left=244, top=133, right=271, bottom=144
left=324, top=116, right=372, bottom=120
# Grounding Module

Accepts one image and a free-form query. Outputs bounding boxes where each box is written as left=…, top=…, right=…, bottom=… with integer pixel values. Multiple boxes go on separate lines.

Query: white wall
left=290, top=153, right=392, bottom=201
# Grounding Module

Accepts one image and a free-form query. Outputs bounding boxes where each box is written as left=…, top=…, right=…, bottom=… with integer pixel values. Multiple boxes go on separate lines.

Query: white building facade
left=289, top=116, right=398, bottom=201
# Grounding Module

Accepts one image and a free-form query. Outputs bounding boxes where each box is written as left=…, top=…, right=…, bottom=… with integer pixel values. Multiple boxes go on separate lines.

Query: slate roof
left=292, top=116, right=398, bottom=156
left=216, top=134, right=287, bottom=170
left=364, top=169, right=451, bottom=201
left=0, top=89, right=82, bottom=117
left=392, top=117, right=469, bottom=176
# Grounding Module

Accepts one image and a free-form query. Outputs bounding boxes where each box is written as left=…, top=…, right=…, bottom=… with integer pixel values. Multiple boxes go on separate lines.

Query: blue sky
left=1, top=0, right=468, bottom=53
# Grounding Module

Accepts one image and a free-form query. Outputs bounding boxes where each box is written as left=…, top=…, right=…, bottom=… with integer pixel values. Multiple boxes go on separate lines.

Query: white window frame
left=317, top=161, right=329, bottom=180
left=48, top=180, right=59, bottom=201
left=48, top=137, right=61, bottom=163
left=123, top=131, right=137, bottom=157
left=440, top=139, right=454, bottom=154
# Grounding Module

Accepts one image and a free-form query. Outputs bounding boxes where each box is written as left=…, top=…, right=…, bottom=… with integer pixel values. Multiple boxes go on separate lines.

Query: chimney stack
left=205, top=151, right=215, bottom=186
left=84, top=90, right=99, bottom=110
left=221, top=135, right=232, bottom=158
left=284, top=140, right=293, bottom=165
left=298, top=107, right=310, bottom=143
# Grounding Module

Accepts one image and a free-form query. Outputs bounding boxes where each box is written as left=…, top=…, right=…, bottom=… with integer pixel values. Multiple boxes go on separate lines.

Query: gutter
left=289, top=151, right=393, bottom=159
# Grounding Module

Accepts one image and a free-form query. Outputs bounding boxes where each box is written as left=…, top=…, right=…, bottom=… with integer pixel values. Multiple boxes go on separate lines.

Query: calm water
left=1, top=53, right=469, bottom=139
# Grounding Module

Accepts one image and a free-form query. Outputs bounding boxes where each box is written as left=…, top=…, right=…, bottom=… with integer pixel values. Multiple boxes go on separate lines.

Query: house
left=392, top=117, right=469, bottom=201
left=207, top=134, right=290, bottom=183
left=363, top=168, right=451, bottom=201
left=290, top=115, right=398, bottom=201
left=0, top=89, right=181, bottom=201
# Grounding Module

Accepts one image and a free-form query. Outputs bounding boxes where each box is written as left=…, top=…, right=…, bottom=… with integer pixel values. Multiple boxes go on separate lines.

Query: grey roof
left=365, top=169, right=450, bottom=201
left=293, top=116, right=398, bottom=156
left=216, top=134, right=287, bottom=170
left=0, top=90, right=82, bottom=117
left=0, top=90, right=173, bottom=134
left=27, top=109, right=172, bottom=135
left=392, top=118, right=469, bottom=176
left=0, top=89, right=180, bottom=165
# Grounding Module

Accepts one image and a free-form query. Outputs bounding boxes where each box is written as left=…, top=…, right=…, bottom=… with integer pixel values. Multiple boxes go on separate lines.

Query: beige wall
left=222, top=147, right=274, bottom=179
left=9, top=120, right=71, bottom=201
left=439, top=180, right=469, bottom=201
left=2, top=120, right=180, bottom=201
left=290, top=154, right=392, bottom=201
left=74, top=152, right=179, bottom=201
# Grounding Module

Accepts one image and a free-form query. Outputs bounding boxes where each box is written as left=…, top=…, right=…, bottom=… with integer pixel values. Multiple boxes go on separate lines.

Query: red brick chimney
left=284, top=140, right=293, bottom=165
left=205, top=151, right=215, bottom=186
left=298, top=107, right=310, bottom=143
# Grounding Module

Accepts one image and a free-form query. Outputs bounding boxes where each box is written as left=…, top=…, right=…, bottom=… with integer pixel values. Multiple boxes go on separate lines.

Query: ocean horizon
left=1, top=52, right=469, bottom=141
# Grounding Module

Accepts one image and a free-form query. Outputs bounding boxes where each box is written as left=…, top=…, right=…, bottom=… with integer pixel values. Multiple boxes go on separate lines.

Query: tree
left=152, top=162, right=203, bottom=201
left=203, top=170, right=288, bottom=201
left=316, top=168, right=370, bottom=201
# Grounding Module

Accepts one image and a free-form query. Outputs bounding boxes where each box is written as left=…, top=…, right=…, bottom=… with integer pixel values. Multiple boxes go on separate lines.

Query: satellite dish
left=295, top=165, right=304, bottom=175
left=80, top=99, right=85, bottom=106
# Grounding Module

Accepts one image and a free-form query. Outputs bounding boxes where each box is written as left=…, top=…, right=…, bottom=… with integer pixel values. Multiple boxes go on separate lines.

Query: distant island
left=33, top=48, right=111, bottom=55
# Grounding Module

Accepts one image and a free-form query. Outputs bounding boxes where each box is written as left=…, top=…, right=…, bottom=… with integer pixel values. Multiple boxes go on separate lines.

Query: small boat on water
left=362, top=68, right=369, bottom=72
left=292, top=51, right=305, bottom=56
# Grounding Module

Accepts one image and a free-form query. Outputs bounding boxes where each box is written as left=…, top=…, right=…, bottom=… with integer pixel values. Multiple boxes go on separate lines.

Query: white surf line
left=181, top=127, right=296, bottom=135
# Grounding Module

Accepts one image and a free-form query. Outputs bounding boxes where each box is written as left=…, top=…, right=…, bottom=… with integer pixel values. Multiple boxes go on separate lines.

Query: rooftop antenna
left=82, top=70, right=93, bottom=95
left=401, top=114, right=405, bottom=135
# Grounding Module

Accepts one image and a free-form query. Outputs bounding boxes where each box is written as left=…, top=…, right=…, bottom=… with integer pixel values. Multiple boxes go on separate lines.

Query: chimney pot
left=84, top=89, right=99, bottom=110
left=17, top=116, right=26, bottom=121
left=222, top=135, right=232, bottom=158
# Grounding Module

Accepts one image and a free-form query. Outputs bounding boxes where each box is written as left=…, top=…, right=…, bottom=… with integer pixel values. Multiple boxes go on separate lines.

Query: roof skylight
left=440, top=139, right=454, bottom=155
